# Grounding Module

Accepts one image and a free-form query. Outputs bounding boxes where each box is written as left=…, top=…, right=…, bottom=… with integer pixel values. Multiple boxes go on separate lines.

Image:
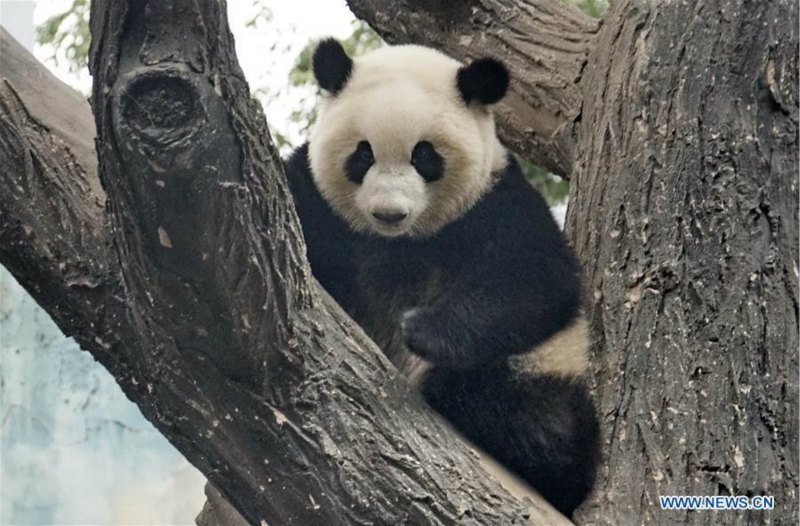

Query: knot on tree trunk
left=117, top=67, right=203, bottom=146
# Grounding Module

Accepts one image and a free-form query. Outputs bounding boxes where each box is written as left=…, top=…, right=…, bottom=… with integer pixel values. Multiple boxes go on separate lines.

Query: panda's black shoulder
left=451, top=154, right=583, bottom=322
left=466, top=155, right=576, bottom=261
left=485, top=155, right=559, bottom=224
left=283, top=143, right=358, bottom=310
left=283, top=143, right=316, bottom=203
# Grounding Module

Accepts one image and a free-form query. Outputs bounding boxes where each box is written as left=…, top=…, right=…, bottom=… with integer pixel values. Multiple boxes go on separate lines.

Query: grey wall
left=0, top=267, right=206, bottom=525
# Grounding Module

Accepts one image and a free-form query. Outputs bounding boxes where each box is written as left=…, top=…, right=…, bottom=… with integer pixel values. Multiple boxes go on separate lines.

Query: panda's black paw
left=401, top=307, right=453, bottom=365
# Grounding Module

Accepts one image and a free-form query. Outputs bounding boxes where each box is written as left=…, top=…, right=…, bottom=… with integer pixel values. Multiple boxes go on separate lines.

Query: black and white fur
left=286, top=39, right=600, bottom=516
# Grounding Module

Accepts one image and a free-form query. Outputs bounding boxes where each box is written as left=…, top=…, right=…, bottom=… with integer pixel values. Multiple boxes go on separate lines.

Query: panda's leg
left=420, top=364, right=600, bottom=517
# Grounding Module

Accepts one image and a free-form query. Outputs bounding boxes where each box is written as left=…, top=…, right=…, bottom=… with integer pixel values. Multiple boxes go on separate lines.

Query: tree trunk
left=568, top=1, right=798, bottom=524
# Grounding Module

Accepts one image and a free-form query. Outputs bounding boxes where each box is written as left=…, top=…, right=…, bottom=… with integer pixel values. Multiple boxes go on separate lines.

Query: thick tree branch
left=1, top=7, right=569, bottom=526
left=345, top=0, right=599, bottom=176
left=0, top=28, right=125, bottom=370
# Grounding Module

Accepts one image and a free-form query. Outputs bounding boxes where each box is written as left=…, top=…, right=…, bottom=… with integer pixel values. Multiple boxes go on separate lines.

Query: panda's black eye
left=344, top=140, right=374, bottom=184
left=411, top=141, right=443, bottom=182
left=358, top=144, right=373, bottom=163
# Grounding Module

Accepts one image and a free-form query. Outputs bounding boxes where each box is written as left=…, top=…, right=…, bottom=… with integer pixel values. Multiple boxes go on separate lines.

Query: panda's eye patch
left=344, top=140, right=374, bottom=184
left=411, top=141, right=444, bottom=182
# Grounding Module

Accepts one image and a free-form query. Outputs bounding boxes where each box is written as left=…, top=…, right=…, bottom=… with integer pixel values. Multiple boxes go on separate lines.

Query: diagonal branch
left=0, top=27, right=123, bottom=370
left=345, top=0, right=599, bottom=177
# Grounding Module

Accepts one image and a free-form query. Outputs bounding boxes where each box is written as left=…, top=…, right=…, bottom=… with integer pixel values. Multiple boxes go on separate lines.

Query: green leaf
left=35, top=0, right=90, bottom=73
left=565, top=0, right=608, bottom=18
left=516, top=156, right=570, bottom=206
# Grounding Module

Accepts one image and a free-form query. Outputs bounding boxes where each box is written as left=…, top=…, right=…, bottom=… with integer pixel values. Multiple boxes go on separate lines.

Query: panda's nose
left=372, top=211, right=408, bottom=225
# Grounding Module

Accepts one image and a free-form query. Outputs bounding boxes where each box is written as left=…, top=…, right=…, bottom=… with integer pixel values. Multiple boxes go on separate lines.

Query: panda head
left=308, top=39, right=510, bottom=238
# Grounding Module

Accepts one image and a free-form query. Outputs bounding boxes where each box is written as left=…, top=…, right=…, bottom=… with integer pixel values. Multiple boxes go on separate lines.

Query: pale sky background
left=31, top=0, right=359, bottom=149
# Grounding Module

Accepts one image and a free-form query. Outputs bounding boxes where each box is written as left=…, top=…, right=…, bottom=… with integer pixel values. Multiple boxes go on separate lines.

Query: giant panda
left=283, top=39, right=600, bottom=516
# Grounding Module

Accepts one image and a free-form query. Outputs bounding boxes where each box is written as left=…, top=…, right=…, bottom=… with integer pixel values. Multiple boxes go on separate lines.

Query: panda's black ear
left=313, top=38, right=353, bottom=95
left=456, top=57, right=509, bottom=105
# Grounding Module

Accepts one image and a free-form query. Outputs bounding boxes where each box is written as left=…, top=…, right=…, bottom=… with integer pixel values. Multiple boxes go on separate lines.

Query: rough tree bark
left=1, top=6, right=568, bottom=526
left=569, top=2, right=798, bottom=524
left=349, top=0, right=799, bottom=525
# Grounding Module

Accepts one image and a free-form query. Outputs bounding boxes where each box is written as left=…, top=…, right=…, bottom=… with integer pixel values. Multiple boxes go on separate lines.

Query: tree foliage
left=271, top=20, right=384, bottom=150
left=567, top=0, right=608, bottom=18
left=36, top=0, right=90, bottom=73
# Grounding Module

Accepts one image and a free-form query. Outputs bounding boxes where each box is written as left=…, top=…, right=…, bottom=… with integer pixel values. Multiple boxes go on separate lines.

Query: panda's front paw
left=401, top=307, right=452, bottom=365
